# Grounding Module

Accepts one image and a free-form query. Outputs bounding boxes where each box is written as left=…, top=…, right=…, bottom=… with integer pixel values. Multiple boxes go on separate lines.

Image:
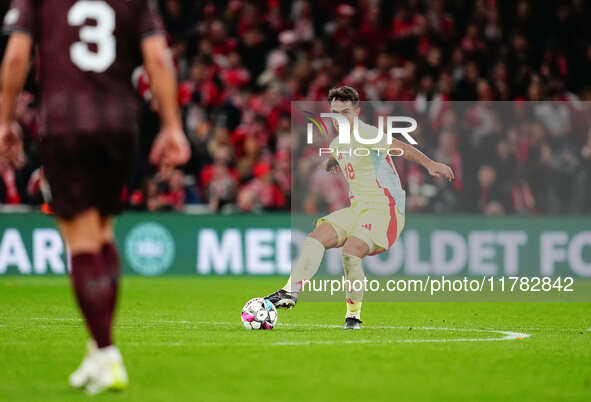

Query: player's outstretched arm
left=0, top=32, right=32, bottom=168
left=390, top=138, right=454, bottom=182
left=141, top=35, right=190, bottom=167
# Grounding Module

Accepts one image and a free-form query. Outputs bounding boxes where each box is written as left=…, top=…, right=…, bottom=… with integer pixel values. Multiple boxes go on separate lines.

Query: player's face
left=329, top=100, right=360, bottom=130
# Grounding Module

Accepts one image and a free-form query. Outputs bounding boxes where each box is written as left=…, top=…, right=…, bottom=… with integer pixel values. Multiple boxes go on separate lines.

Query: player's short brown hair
left=328, top=86, right=360, bottom=106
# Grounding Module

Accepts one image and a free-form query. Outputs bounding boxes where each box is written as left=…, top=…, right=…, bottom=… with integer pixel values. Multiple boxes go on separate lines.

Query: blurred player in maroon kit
left=0, top=0, right=190, bottom=394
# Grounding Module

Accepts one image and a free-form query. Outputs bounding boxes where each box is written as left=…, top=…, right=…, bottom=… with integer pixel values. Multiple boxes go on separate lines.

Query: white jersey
left=329, top=120, right=406, bottom=213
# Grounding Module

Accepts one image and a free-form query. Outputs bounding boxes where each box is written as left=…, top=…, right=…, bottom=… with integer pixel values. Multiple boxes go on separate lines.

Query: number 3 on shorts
left=68, top=1, right=116, bottom=73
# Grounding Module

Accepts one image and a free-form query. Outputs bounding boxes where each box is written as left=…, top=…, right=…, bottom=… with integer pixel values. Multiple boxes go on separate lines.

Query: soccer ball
left=241, top=297, right=278, bottom=330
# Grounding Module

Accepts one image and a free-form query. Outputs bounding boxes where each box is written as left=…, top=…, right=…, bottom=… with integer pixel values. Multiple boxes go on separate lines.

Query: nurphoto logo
left=306, top=115, right=418, bottom=145
left=306, top=114, right=419, bottom=157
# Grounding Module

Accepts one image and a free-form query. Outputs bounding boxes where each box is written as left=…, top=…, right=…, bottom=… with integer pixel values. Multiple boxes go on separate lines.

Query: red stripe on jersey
left=381, top=157, right=399, bottom=245
left=383, top=188, right=398, bottom=248
left=385, top=156, right=397, bottom=176
left=368, top=177, right=398, bottom=256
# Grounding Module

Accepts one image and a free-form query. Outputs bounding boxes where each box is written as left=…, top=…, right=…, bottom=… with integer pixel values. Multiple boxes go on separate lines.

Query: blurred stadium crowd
left=1, top=0, right=591, bottom=214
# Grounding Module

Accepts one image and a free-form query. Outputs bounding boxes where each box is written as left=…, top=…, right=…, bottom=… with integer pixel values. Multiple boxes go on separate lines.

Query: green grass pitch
left=0, top=277, right=590, bottom=402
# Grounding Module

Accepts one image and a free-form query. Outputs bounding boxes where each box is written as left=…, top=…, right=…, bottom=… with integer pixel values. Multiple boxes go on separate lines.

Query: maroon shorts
left=40, top=132, right=137, bottom=220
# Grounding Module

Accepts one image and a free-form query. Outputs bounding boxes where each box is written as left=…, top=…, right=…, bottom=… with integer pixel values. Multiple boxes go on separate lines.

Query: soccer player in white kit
left=266, top=87, right=454, bottom=329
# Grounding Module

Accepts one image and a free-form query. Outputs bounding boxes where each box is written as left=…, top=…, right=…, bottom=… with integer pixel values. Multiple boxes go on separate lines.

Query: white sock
left=95, top=345, right=122, bottom=363
left=283, top=237, right=325, bottom=293
left=343, top=254, right=364, bottom=320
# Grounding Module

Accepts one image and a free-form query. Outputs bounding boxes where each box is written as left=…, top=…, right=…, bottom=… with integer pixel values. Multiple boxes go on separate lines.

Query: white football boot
left=85, top=345, right=128, bottom=395
left=69, top=340, right=98, bottom=388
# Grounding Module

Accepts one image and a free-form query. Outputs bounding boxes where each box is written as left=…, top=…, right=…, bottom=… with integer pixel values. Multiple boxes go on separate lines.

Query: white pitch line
left=126, top=321, right=531, bottom=346
left=23, top=318, right=578, bottom=332
left=268, top=327, right=529, bottom=346
left=31, top=317, right=79, bottom=321
left=23, top=317, right=531, bottom=345
left=501, top=327, right=586, bottom=332
left=122, top=328, right=530, bottom=347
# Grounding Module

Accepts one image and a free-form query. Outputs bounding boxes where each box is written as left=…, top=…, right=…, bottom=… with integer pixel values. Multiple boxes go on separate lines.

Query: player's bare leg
left=266, top=222, right=338, bottom=309
left=57, top=209, right=103, bottom=254
left=59, top=209, right=127, bottom=393
left=342, top=236, right=369, bottom=330
left=100, top=217, right=114, bottom=242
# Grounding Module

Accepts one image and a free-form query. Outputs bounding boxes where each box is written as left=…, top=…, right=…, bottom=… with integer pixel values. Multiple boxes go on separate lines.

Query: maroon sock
left=101, top=242, right=120, bottom=324
left=70, top=252, right=114, bottom=348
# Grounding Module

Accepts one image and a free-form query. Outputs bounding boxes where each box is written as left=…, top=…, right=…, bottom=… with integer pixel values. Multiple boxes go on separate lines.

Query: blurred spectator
left=476, top=165, right=508, bottom=215
left=200, top=144, right=239, bottom=212
left=2, top=0, right=591, bottom=215
left=237, top=162, right=286, bottom=212
left=132, top=168, right=189, bottom=212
